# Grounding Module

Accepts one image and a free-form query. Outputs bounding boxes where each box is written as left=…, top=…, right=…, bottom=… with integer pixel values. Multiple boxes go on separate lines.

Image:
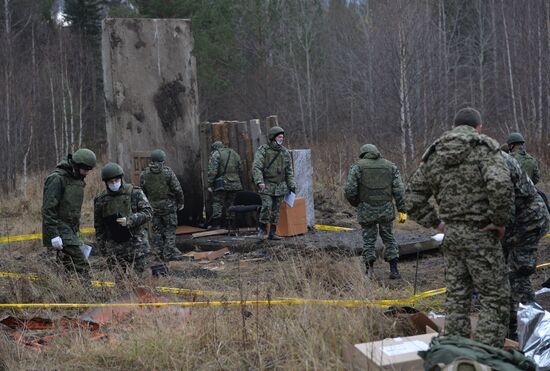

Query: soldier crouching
left=94, top=162, right=153, bottom=274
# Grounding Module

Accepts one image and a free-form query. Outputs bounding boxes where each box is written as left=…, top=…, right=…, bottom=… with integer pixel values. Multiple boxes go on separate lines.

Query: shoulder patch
left=478, top=134, right=500, bottom=152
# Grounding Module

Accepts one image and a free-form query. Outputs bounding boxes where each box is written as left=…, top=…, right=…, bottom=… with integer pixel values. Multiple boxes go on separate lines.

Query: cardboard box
left=276, top=197, right=307, bottom=237
left=347, top=333, right=437, bottom=370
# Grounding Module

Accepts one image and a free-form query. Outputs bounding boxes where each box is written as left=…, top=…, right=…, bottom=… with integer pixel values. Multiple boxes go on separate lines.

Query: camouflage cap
left=506, top=132, right=525, bottom=145
left=453, top=107, right=482, bottom=127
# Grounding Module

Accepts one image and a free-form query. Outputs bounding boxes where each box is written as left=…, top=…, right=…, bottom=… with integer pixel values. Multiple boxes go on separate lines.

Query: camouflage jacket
left=252, top=143, right=296, bottom=196
left=94, top=183, right=152, bottom=257
left=406, top=125, right=514, bottom=228
left=42, top=157, right=85, bottom=247
left=207, top=147, right=243, bottom=191
left=344, top=153, right=406, bottom=224
left=502, top=152, right=549, bottom=247
left=510, top=147, right=540, bottom=185
left=139, top=163, right=184, bottom=214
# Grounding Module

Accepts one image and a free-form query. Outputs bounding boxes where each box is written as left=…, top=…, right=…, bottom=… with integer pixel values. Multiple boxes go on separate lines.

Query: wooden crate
left=276, top=197, right=307, bottom=237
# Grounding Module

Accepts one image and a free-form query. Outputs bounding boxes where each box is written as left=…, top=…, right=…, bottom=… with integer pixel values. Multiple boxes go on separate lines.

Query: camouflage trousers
left=503, top=223, right=547, bottom=335
left=212, top=191, right=238, bottom=220
left=361, top=221, right=399, bottom=263
left=442, top=223, right=510, bottom=347
left=259, top=194, right=283, bottom=225
left=151, top=212, right=181, bottom=261
left=58, top=244, right=90, bottom=277
left=103, top=239, right=150, bottom=274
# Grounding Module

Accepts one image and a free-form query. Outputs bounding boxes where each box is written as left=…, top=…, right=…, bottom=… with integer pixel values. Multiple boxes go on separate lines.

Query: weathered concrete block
left=291, top=149, right=315, bottom=227
left=102, top=18, right=202, bottom=224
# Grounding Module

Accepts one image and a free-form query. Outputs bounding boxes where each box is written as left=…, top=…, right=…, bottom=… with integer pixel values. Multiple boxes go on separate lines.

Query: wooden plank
left=206, top=247, right=230, bottom=260
left=192, top=229, right=229, bottom=238
left=176, top=225, right=207, bottom=235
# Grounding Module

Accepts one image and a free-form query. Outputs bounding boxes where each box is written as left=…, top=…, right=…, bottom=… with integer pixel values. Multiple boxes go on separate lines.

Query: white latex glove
left=178, top=204, right=184, bottom=211
left=258, top=183, right=266, bottom=191
left=207, top=187, right=213, bottom=193
left=116, top=217, right=128, bottom=227
left=51, top=236, right=63, bottom=250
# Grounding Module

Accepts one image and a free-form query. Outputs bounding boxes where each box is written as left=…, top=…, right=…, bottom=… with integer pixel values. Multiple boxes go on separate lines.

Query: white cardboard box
left=347, top=333, right=437, bottom=370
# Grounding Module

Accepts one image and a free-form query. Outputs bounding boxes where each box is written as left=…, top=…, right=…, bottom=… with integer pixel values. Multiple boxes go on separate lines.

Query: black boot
left=257, top=223, right=267, bottom=240
left=365, top=260, right=375, bottom=279
left=268, top=225, right=282, bottom=240
left=389, top=259, right=401, bottom=280
left=209, top=218, right=222, bottom=229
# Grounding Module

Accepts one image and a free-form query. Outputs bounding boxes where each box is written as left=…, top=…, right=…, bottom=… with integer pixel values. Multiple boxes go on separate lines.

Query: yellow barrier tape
left=314, top=224, right=354, bottom=232
left=0, top=228, right=95, bottom=244
left=0, top=272, right=41, bottom=280
left=537, top=262, right=550, bottom=269
left=0, top=297, right=422, bottom=310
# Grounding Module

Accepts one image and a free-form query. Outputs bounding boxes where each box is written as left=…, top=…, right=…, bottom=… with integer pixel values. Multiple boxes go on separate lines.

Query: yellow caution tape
left=0, top=228, right=95, bottom=244
left=314, top=224, right=354, bottom=232
left=0, top=297, right=423, bottom=310
left=0, top=272, right=41, bottom=280
left=537, top=262, right=550, bottom=269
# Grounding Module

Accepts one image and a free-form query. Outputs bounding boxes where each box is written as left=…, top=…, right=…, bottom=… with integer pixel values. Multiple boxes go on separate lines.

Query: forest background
left=1, top=0, right=549, bottom=197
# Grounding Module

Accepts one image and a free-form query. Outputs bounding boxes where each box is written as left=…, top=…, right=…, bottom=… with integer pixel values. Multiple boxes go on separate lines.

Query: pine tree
left=64, top=0, right=104, bottom=36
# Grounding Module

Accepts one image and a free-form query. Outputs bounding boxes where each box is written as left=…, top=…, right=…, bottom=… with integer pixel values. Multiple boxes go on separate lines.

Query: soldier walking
left=252, top=126, right=296, bottom=240
left=500, top=150, right=549, bottom=339
left=42, top=148, right=97, bottom=277
left=207, top=141, right=243, bottom=228
left=94, top=163, right=153, bottom=274
left=506, top=132, right=540, bottom=184
left=344, top=144, right=407, bottom=279
left=140, top=149, right=184, bottom=262
left=406, top=107, right=513, bottom=347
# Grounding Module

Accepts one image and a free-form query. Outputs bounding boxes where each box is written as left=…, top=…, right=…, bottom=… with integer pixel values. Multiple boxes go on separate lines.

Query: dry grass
left=0, top=244, right=434, bottom=370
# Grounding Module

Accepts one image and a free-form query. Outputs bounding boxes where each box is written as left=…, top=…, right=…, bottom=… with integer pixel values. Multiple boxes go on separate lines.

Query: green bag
left=419, top=336, right=535, bottom=371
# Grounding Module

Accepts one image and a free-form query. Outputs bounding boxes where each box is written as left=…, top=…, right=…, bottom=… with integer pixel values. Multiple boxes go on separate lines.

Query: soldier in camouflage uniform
left=406, top=107, right=514, bottom=347
left=207, top=141, right=243, bottom=228
left=252, top=126, right=296, bottom=240
left=140, top=149, right=184, bottom=262
left=42, top=148, right=97, bottom=277
left=94, top=163, right=153, bottom=274
left=344, top=144, right=407, bottom=279
left=501, top=150, right=550, bottom=339
left=506, top=132, right=540, bottom=184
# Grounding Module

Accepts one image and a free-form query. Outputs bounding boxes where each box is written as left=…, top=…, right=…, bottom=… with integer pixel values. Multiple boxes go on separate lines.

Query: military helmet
left=211, top=141, right=223, bottom=151
left=101, top=162, right=124, bottom=181
left=269, top=126, right=285, bottom=141
left=359, top=144, right=380, bottom=158
left=150, top=149, right=166, bottom=162
left=72, top=148, right=97, bottom=169
left=506, top=132, right=525, bottom=145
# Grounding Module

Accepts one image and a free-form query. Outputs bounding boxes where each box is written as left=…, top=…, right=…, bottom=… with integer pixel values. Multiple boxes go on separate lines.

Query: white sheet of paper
left=80, top=244, right=92, bottom=259
left=431, top=233, right=445, bottom=242
left=284, top=192, right=296, bottom=207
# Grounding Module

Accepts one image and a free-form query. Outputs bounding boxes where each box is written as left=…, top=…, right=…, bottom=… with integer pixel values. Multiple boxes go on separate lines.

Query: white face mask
left=276, top=138, right=284, bottom=145
left=108, top=180, right=122, bottom=192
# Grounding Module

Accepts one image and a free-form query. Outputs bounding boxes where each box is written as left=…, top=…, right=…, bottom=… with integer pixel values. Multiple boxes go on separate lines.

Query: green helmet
left=269, top=126, right=285, bottom=141
left=72, top=148, right=97, bottom=169
left=211, top=141, right=223, bottom=150
left=101, top=162, right=124, bottom=181
left=150, top=149, right=166, bottom=162
left=359, top=144, right=380, bottom=158
left=506, top=132, right=525, bottom=145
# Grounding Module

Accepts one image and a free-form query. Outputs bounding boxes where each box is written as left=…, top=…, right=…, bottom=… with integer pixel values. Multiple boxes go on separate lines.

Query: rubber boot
left=268, top=225, right=282, bottom=240
left=209, top=218, right=222, bottom=229
left=365, top=260, right=375, bottom=279
left=257, top=223, right=267, bottom=240
left=389, top=259, right=401, bottom=280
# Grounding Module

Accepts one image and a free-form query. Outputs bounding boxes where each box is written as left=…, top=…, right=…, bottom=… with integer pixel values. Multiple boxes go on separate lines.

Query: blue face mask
left=108, top=180, right=122, bottom=192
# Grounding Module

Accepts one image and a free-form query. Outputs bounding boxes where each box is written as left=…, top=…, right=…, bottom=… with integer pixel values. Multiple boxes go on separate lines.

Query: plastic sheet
left=518, top=302, right=550, bottom=370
